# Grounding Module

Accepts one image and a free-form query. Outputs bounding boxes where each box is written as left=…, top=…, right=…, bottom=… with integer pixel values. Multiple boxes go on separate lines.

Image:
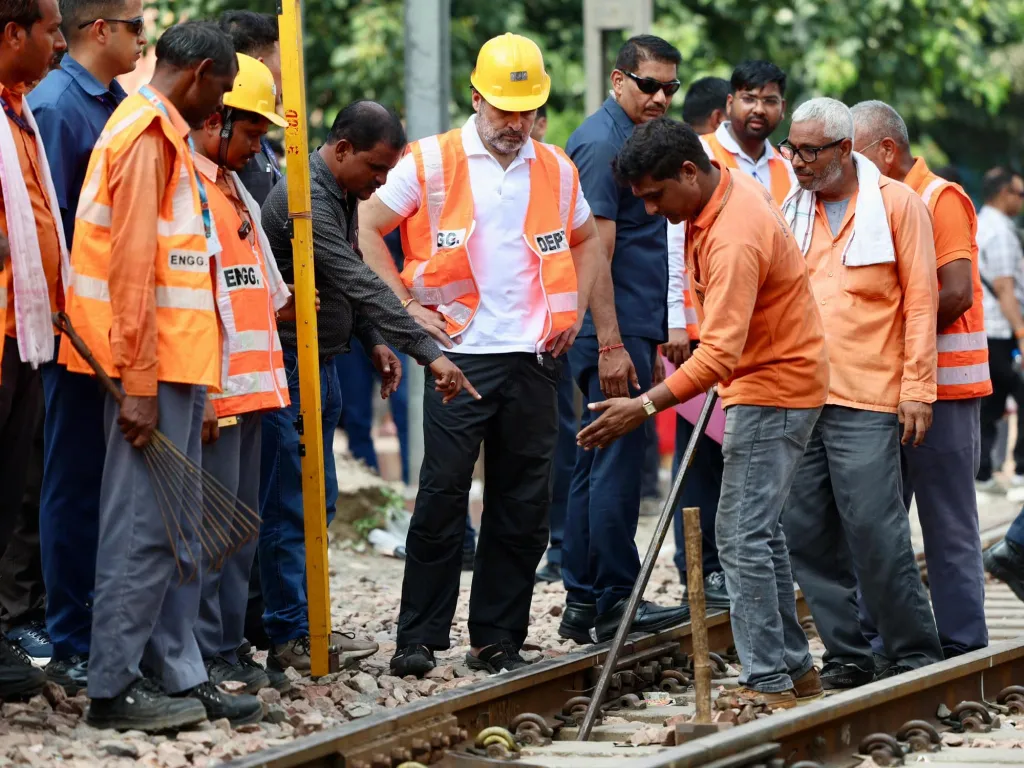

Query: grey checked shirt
left=262, top=151, right=441, bottom=365
left=978, top=205, right=1024, bottom=340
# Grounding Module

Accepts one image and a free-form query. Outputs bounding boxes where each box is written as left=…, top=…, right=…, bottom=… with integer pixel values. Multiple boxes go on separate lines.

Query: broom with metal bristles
left=52, top=311, right=262, bottom=584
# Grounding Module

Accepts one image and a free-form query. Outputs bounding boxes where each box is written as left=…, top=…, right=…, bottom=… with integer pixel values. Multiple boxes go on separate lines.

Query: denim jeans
left=717, top=404, right=821, bottom=693
left=258, top=348, right=342, bottom=644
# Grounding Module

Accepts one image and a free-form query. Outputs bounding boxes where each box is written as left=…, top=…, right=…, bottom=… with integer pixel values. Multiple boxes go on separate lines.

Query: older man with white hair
left=779, top=97, right=943, bottom=690
left=850, top=100, right=990, bottom=662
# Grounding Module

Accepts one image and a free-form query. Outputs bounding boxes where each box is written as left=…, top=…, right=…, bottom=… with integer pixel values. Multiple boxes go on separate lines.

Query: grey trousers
left=195, top=413, right=261, bottom=663
left=717, top=405, right=820, bottom=693
left=784, top=405, right=942, bottom=672
left=88, top=383, right=208, bottom=699
left=860, top=398, right=986, bottom=658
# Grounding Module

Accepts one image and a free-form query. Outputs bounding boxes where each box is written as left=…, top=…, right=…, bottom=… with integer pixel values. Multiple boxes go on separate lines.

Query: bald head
left=849, top=100, right=913, bottom=180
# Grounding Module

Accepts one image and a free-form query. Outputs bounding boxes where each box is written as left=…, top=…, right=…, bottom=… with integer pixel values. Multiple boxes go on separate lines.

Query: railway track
left=235, top=523, right=1024, bottom=768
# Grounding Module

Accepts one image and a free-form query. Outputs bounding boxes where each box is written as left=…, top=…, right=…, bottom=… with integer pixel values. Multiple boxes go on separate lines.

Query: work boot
left=183, top=681, right=263, bottom=726
left=558, top=602, right=596, bottom=644
left=238, top=642, right=290, bottom=693
left=466, top=639, right=530, bottom=674
left=683, top=571, right=731, bottom=612
left=819, top=661, right=873, bottom=690
left=7, top=621, right=52, bottom=663
left=874, top=663, right=913, bottom=682
left=984, top=539, right=1024, bottom=603
left=334, top=631, right=379, bottom=666
left=45, top=655, right=88, bottom=696
left=535, top=561, right=562, bottom=584
left=390, top=644, right=435, bottom=678
left=87, top=678, right=207, bottom=732
left=205, top=656, right=269, bottom=695
left=792, top=667, right=824, bottom=702
left=0, top=636, right=46, bottom=699
left=727, top=686, right=797, bottom=710
left=594, top=598, right=690, bottom=643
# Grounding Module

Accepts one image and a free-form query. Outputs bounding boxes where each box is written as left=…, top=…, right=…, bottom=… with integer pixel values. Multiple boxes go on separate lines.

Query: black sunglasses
left=778, top=138, right=845, bottom=164
left=622, top=71, right=681, bottom=97
left=78, top=16, right=145, bottom=36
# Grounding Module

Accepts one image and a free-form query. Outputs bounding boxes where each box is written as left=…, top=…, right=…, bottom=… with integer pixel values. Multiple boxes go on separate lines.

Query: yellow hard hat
left=223, top=53, right=287, bottom=128
left=470, top=33, right=551, bottom=112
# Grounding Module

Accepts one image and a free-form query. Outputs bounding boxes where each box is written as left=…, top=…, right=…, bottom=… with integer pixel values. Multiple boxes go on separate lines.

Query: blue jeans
left=40, top=338, right=105, bottom=660
left=562, top=335, right=656, bottom=614
left=258, top=348, right=342, bottom=644
left=547, top=359, right=578, bottom=566
left=717, top=405, right=820, bottom=693
left=335, top=336, right=409, bottom=484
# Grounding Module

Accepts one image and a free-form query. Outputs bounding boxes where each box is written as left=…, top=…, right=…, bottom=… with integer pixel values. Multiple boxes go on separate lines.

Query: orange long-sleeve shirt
left=664, top=167, right=829, bottom=409
left=804, top=175, right=938, bottom=413
left=106, top=92, right=188, bottom=396
left=1, top=86, right=63, bottom=337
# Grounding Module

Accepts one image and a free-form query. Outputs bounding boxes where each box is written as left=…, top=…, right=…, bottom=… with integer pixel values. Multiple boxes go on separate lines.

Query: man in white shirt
left=975, top=167, right=1024, bottom=493
left=358, top=34, right=632, bottom=678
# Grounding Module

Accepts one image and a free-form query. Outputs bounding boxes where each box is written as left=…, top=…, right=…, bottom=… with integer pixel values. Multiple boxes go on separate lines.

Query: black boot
left=45, top=655, right=88, bottom=695
left=984, top=539, right=1024, bottom=602
left=185, top=681, right=263, bottom=726
left=558, top=602, right=596, bottom=643
left=594, top=598, right=690, bottom=642
left=0, top=636, right=46, bottom=700
left=206, top=656, right=270, bottom=695
left=87, top=679, right=207, bottom=732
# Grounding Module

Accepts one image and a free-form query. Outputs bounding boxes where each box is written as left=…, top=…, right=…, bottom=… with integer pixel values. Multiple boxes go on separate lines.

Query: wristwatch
left=640, top=392, right=657, bottom=417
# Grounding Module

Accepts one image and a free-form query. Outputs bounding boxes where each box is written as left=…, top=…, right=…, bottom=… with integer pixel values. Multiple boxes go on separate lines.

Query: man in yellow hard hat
left=359, top=33, right=634, bottom=678
left=188, top=54, right=291, bottom=715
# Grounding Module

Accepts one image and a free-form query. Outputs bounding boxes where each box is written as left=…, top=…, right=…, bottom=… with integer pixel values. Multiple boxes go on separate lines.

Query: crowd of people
left=1, top=0, right=1023, bottom=735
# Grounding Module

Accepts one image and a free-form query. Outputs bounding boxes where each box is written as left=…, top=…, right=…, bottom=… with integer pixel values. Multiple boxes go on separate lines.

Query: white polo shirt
left=376, top=115, right=592, bottom=354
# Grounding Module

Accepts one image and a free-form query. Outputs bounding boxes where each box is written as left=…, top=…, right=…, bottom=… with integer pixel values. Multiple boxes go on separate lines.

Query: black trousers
left=978, top=337, right=1024, bottom=480
left=0, top=336, right=45, bottom=630
left=397, top=352, right=558, bottom=650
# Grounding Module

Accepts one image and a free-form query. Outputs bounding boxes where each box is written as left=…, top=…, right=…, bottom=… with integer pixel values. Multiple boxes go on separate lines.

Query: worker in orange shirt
left=0, top=0, right=65, bottom=699
left=779, top=97, right=943, bottom=690
left=579, top=117, right=830, bottom=710
left=851, top=101, right=990, bottom=661
left=60, top=22, right=247, bottom=731
left=189, top=55, right=295, bottom=714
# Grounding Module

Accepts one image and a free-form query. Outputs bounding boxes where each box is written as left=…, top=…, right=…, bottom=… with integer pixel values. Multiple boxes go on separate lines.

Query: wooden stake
left=683, top=506, right=712, bottom=724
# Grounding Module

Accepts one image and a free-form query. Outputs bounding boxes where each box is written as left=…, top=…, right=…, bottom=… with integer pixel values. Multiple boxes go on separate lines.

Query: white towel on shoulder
left=781, top=152, right=894, bottom=267
left=0, top=95, right=68, bottom=367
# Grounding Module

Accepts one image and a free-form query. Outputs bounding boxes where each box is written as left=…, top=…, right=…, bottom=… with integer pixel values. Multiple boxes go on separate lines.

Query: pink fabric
left=662, top=357, right=725, bottom=444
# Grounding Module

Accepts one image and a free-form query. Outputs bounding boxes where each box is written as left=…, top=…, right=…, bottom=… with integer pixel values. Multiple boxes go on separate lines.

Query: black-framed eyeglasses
left=621, top=71, right=681, bottom=97
left=78, top=16, right=144, bottom=35
left=778, top=138, right=845, bottom=163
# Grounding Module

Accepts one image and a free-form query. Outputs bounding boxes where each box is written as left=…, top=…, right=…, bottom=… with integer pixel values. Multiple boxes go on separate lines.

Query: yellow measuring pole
left=278, top=0, right=332, bottom=677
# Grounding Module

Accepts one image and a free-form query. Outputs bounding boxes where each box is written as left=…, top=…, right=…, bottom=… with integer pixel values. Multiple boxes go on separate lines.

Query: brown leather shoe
left=792, top=667, right=825, bottom=702
left=729, top=686, right=797, bottom=710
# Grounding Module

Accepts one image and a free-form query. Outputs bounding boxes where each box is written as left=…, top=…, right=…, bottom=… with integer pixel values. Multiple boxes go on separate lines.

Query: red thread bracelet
left=598, top=343, right=624, bottom=355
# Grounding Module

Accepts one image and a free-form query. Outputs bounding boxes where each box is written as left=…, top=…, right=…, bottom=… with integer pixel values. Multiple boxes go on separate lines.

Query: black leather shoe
left=390, top=644, right=436, bottom=678
left=594, top=598, right=690, bottom=642
left=984, top=539, right=1024, bottom=603
left=683, top=571, right=731, bottom=611
left=558, top=602, right=596, bottom=643
left=535, top=562, right=562, bottom=584
left=820, top=661, right=874, bottom=690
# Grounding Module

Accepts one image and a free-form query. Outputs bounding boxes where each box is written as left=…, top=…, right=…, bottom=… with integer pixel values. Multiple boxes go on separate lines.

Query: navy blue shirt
left=566, top=96, right=668, bottom=342
left=27, top=56, right=127, bottom=248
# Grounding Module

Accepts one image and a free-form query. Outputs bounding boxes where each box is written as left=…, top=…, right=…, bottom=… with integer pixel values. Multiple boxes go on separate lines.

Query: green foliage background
left=160, top=0, right=1024, bottom=192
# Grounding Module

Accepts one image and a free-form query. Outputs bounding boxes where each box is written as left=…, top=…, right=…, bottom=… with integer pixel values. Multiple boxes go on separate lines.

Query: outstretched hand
left=576, top=396, right=647, bottom=450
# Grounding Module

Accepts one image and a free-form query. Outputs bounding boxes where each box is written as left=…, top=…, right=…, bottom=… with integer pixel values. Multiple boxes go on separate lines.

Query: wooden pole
left=683, top=506, right=712, bottom=724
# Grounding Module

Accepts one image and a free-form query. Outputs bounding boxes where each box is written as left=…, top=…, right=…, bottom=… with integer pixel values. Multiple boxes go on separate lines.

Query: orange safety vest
left=205, top=172, right=289, bottom=418
left=911, top=164, right=992, bottom=400
left=62, top=91, right=221, bottom=388
left=703, top=131, right=793, bottom=205
left=399, top=128, right=579, bottom=346
left=680, top=263, right=700, bottom=341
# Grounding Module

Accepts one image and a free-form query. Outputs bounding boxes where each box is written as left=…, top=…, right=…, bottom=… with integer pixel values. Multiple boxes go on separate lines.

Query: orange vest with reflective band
left=206, top=175, right=290, bottom=418
left=61, top=92, right=221, bottom=389
left=913, top=169, right=991, bottom=400
left=681, top=263, right=699, bottom=341
left=703, top=132, right=793, bottom=205
left=399, top=129, right=579, bottom=346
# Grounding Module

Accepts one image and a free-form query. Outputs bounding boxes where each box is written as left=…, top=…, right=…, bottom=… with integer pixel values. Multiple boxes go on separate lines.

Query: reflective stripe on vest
left=205, top=175, right=289, bottom=418
left=60, top=91, right=221, bottom=390
left=399, top=129, right=579, bottom=346
left=681, top=265, right=699, bottom=341
left=916, top=170, right=992, bottom=400
left=703, top=132, right=794, bottom=205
